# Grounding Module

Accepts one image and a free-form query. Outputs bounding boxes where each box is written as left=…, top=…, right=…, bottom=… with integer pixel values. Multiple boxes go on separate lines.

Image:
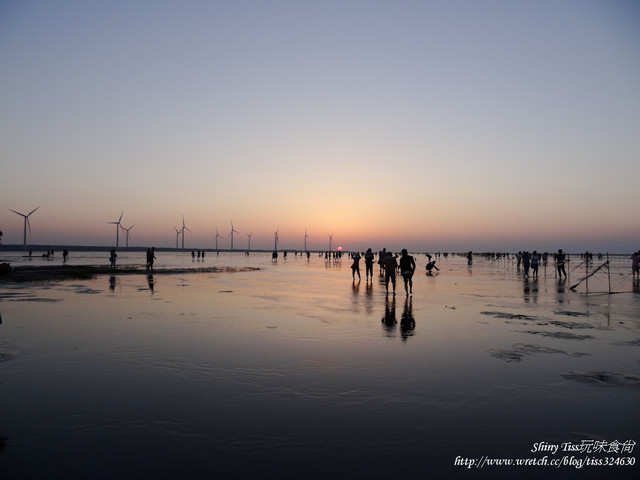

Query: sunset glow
left=1, top=1, right=639, bottom=253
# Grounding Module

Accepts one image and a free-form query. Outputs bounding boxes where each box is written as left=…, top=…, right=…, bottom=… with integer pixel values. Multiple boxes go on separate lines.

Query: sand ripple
left=488, top=343, right=591, bottom=362
left=480, top=311, right=537, bottom=321
left=520, top=330, right=594, bottom=341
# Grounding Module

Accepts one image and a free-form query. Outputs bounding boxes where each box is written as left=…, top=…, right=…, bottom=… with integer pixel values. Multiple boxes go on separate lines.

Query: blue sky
left=1, top=0, right=639, bottom=252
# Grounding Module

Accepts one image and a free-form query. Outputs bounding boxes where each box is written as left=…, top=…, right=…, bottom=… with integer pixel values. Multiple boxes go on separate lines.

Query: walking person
left=146, top=247, right=156, bottom=270
left=399, top=249, right=416, bottom=295
left=364, top=248, right=375, bottom=281
left=531, top=251, right=540, bottom=278
left=351, top=251, right=361, bottom=281
left=109, top=248, right=117, bottom=269
left=556, top=249, right=567, bottom=278
left=382, top=251, right=398, bottom=295
left=378, top=248, right=387, bottom=275
left=521, top=251, right=531, bottom=278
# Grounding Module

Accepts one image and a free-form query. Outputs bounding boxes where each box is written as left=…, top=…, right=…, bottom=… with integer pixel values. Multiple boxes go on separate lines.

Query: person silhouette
left=531, top=251, right=540, bottom=278
left=146, top=247, right=156, bottom=270
left=364, top=248, right=375, bottom=281
left=351, top=252, right=361, bottom=281
left=382, top=251, right=398, bottom=295
left=399, top=248, right=416, bottom=295
left=556, top=249, right=567, bottom=278
left=109, top=248, right=117, bottom=269
left=522, top=251, right=531, bottom=278
left=425, top=260, right=439, bottom=274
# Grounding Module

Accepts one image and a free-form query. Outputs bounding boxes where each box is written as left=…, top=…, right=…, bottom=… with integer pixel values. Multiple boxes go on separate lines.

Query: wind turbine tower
left=181, top=216, right=192, bottom=249
left=273, top=227, right=279, bottom=251
left=304, top=228, right=310, bottom=252
left=108, top=211, right=124, bottom=247
left=329, top=233, right=333, bottom=253
left=174, top=226, right=181, bottom=249
left=214, top=227, right=222, bottom=252
left=228, top=221, right=238, bottom=250
left=121, top=224, right=135, bottom=248
left=246, top=232, right=253, bottom=252
left=9, top=206, right=39, bottom=247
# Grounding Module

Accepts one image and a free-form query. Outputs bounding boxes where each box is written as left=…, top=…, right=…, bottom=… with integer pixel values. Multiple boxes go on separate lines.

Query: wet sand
left=1, top=264, right=260, bottom=282
left=0, top=253, right=638, bottom=479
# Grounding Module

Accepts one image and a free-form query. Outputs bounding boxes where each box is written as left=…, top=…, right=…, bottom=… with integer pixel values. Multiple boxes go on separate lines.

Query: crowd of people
left=348, top=247, right=640, bottom=295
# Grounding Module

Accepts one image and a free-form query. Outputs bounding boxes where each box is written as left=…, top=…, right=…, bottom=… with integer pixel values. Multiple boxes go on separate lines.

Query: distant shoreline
left=0, top=244, right=634, bottom=257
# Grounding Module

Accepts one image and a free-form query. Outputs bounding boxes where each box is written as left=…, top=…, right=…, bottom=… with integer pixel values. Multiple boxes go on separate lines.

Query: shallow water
left=0, top=253, right=638, bottom=479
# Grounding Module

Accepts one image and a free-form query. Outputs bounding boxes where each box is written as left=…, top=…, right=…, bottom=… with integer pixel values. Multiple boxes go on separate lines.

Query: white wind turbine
left=228, top=221, right=239, bottom=250
left=174, top=226, right=181, bottom=249
left=9, top=206, right=39, bottom=247
left=246, top=232, right=253, bottom=252
left=120, top=224, right=135, bottom=248
left=273, top=227, right=279, bottom=251
left=181, top=216, right=191, bottom=249
left=108, top=211, right=124, bottom=247
left=328, top=233, right=333, bottom=253
left=214, top=227, right=222, bottom=252
left=304, top=227, right=310, bottom=251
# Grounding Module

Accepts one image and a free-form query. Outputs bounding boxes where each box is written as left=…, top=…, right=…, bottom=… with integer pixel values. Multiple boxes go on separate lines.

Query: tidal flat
left=0, top=252, right=638, bottom=479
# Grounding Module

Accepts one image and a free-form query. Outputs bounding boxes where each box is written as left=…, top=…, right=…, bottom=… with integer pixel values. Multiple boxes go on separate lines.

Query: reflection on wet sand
left=382, top=296, right=397, bottom=335
left=400, top=296, right=415, bottom=341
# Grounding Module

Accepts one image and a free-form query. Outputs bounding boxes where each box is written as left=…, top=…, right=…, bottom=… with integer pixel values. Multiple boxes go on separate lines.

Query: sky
left=1, top=0, right=639, bottom=253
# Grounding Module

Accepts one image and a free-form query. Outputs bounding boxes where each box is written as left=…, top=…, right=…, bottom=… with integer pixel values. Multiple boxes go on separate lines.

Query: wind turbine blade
left=26, top=217, right=31, bottom=235
left=28, top=207, right=40, bottom=216
left=118, top=211, right=124, bottom=222
left=9, top=209, right=24, bottom=217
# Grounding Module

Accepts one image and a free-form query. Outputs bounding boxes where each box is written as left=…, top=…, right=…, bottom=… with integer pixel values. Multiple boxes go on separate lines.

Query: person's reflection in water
left=109, top=276, right=116, bottom=291
left=530, top=277, right=539, bottom=303
left=381, top=296, right=397, bottom=337
left=632, top=277, right=639, bottom=294
left=555, top=277, right=567, bottom=305
left=364, top=281, right=374, bottom=314
left=400, top=296, right=415, bottom=341
left=147, top=274, right=155, bottom=293
left=523, top=277, right=531, bottom=303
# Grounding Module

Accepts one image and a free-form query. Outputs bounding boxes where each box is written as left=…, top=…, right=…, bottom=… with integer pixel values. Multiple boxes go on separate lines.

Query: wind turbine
left=228, top=221, right=238, bottom=250
left=174, top=226, right=181, bottom=249
left=9, top=206, right=39, bottom=247
left=304, top=228, right=310, bottom=251
left=329, top=233, right=333, bottom=253
left=120, top=224, right=135, bottom=248
left=246, top=232, right=253, bottom=252
left=108, top=211, right=124, bottom=247
left=181, top=216, right=191, bottom=249
left=273, top=227, right=279, bottom=251
left=214, top=227, right=222, bottom=252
